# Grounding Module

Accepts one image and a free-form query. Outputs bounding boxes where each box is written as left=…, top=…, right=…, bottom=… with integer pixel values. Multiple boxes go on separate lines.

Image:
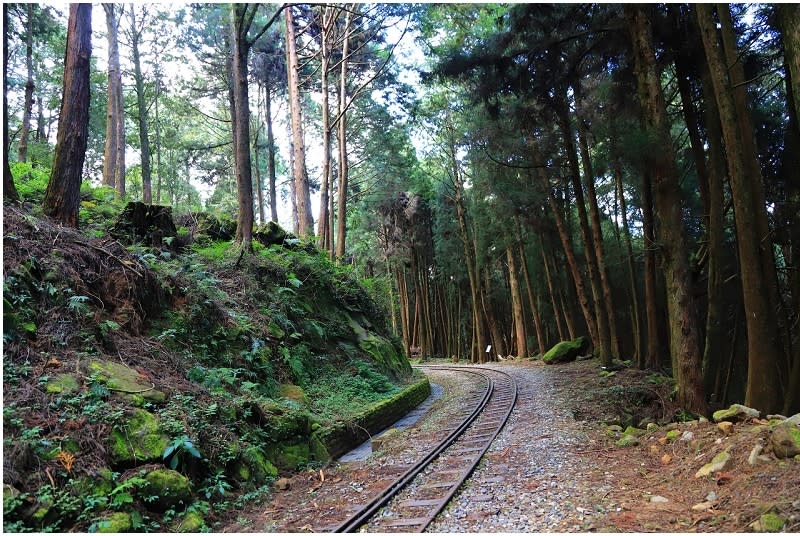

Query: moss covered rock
left=346, top=312, right=411, bottom=376
left=70, top=467, right=114, bottom=498
left=616, top=434, right=640, bottom=447
left=173, top=510, right=206, bottom=532
left=695, top=449, right=730, bottom=478
left=93, top=512, right=133, bottom=533
left=239, top=446, right=278, bottom=482
left=143, top=468, right=193, bottom=512
left=750, top=512, right=786, bottom=532
left=87, top=359, right=167, bottom=403
left=279, top=384, right=308, bottom=406
left=770, top=422, right=800, bottom=459
left=109, top=408, right=169, bottom=465
left=45, top=373, right=80, bottom=394
left=542, top=337, right=590, bottom=364
left=712, top=403, right=759, bottom=423
left=266, top=442, right=310, bottom=470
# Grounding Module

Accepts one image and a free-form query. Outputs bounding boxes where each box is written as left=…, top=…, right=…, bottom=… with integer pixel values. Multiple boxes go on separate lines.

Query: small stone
left=646, top=422, right=659, bottom=431
left=695, top=449, right=730, bottom=478
left=705, top=491, right=717, bottom=501
left=698, top=416, right=709, bottom=423
left=716, top=421, right=733, bottom=435
left=785, top=413, right=800, bottom=426
left=650, top=495, right=669, bottom=503
left=749, top=443, right=764, bottom=465
left=276, top=477, right=291, bottom=491
left=680, top=431, right=694, bottom=441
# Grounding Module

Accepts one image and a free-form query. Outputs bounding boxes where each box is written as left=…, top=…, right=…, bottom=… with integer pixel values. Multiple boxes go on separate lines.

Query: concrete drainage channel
left=339, top=383, right=445, bottom=463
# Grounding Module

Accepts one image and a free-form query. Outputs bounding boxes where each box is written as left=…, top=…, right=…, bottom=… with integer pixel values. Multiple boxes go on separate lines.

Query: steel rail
left=332, top=365, right=517, bottom=533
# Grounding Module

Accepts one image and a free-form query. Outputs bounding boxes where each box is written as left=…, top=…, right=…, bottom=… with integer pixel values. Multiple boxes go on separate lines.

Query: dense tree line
left=377, top=4, right=797, bottom=416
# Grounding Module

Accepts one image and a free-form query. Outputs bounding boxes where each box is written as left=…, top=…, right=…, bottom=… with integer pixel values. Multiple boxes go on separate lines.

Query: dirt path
left=221, top=359, right=800, bottom=532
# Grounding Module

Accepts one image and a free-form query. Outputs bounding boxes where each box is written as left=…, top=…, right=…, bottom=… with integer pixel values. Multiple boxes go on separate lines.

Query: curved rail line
left=332, top=365, right=517, bottom=533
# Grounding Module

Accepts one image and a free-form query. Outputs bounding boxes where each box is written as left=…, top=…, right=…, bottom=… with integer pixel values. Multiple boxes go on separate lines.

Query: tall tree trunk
left=335, top=9, right=354, bottom=259
left=230, top=4, right=255, bottom=250
left=3, top=5, right=19, bottom=201
left=641, top=170, right=663, bottom=370
left=613, top=155, right=642, bottom=366
left=154, top=71, right=162, bottom=204
left=556, top=97, right=612, bottom=366
left=482, top=266, right=505, bottom=360
left=130, top=8, right=151, bottom=204
left=540, top=234, right=566, bottom=341
left=532, top=141, right=598, bottom=348
left=507, top=244, right=528, bottom=359
left=697, top=4, right=785, bottom=414
left=699, top=59, right=729, bottom=404
left=575, top=90, right=620, bottom=360
left=285, top=7, right=314, bottom=238
left=18, top=3, right=34, bottom=163
left=102, top=4, right=123, bottom=191
left=519, top=243, right=546, bottom=355
left=265, top=83, right=278, bottom=223
left=454, top=183, right=485, bottom=363
left=317, top=6, right=335, bottom=250
left=43, top=4, right=92, bottom=227
left=776, top=4, right=800, bottom=414
left=627, top=4, right=706, bottom=415
left=253, top=123, right=264, bottom=224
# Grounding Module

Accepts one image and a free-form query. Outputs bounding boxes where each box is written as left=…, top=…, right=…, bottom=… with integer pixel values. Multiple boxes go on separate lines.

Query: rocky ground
left=222, top=358, right=800, bottom=533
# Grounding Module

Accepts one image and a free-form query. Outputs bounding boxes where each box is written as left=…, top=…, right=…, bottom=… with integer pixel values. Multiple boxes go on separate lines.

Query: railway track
left=332, top=365, right=517, bottom=533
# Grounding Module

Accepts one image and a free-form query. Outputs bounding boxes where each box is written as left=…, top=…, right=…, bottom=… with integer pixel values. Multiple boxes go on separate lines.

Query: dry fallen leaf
left=661, top=453, right=672, bottom=465
left=320, top=469, right=325, bottom=482
left=658, top=437, right=668, bottom=445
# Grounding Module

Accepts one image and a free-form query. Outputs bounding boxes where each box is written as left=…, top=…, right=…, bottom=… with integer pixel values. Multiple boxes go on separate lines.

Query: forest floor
left=222, top=358, right=800, bottom=533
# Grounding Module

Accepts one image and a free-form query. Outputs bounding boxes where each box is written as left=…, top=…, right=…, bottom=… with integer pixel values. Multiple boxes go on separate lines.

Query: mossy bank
left=3, top=192, right=418, bottom=532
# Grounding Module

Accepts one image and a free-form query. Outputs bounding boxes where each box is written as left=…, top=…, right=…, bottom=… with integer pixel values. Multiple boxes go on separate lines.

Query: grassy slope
left=2, top=176, right=414, bottom=532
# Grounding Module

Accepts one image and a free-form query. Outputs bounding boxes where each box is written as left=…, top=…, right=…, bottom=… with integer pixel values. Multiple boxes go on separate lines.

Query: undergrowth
left=3, top=179, right=411, bottom=532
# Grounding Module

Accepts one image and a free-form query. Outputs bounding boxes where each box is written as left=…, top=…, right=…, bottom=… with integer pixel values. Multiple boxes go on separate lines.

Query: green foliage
left=10, top=162, right=50, bottom=204
left=305, top=361, right=399, bottom=423
left=163, top=435, right=203, bottom=471
left=67, top=295, right=92, bottom=317
left=193, top=241, right=235, bottom=261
